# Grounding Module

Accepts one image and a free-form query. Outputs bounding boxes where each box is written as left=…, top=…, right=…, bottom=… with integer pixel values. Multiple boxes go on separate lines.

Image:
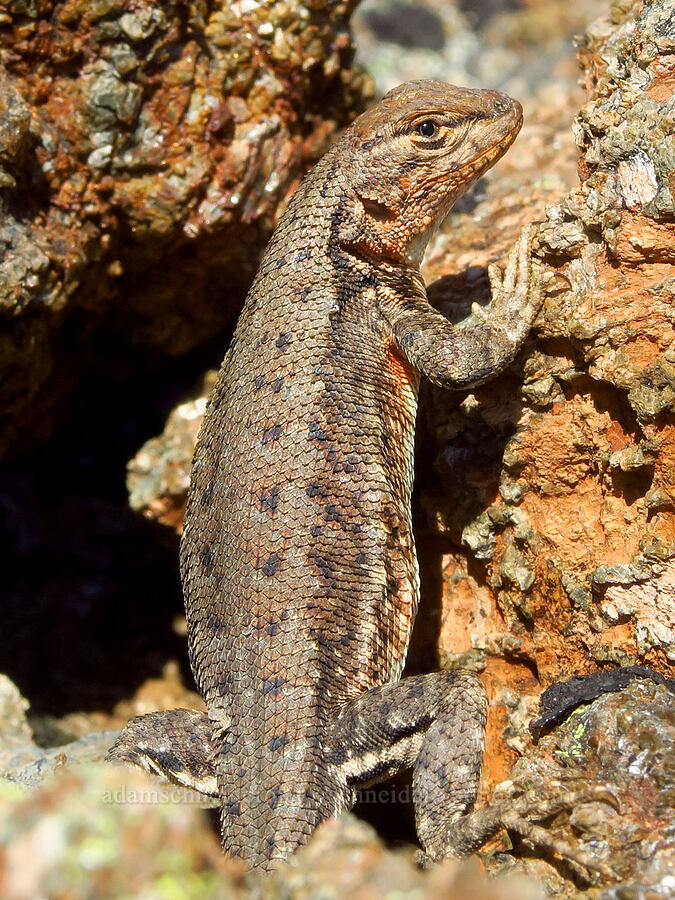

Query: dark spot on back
left=265, top=835, right=276, bottom=858
left=201, top=482, right=214, bottom=507
left=309, top=626, right=330, bottom=648
left=272, top=376, right=283, bottom=393
left=275, top=332, right=292, bottom=351
left=201, top=545, right=213, bottom=575
left=254, top=375, right=265, bottom=391
left=269, top=734, right=289, bottom=752
left=309, top=552, right=335, bottom=579
left=269, top=783, right=282, bottom=810
left=262, top=424, right=282, bottom=445
left=260, top=485, right=280, bottom=514
left=306, top=482, right=327, bottom=499
left=225, top=799, right=242, bottom=817
left=263, top=676, right=286, bottom=698
left=206, top=613, right=224, bottom=633
left=308, top=420, right=328, bottom=443
left=325, top=504, right=345, bottom=524
left=261, top=553, right=281, bottom=576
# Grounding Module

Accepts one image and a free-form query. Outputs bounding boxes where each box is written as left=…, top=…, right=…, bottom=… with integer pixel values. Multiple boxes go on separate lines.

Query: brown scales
left=109, top=82, right=616, bottom=879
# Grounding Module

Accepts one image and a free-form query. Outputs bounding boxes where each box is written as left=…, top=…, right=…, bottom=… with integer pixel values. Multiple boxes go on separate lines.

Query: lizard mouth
left=458, top=125, right=521, bottom=178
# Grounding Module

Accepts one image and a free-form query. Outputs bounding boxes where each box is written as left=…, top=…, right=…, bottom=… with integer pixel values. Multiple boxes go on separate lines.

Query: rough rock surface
left=2, top=673, right=671, bottom=898
left=415, top=0, right=675, bottom=799
left=0, top=674, right=118, bottom=790
left=0, top=0, right=368, bottom=457
left=0, top=765, right=241, bottom=900
left=0, top=760, right=545, bottom=900
left=486, top=679, right=675, bottom=898
left=2, top=0, right=674, bottom=896
left=352, top=0, right=608, bottom=97
left=127, top=372, right=216, bottom=529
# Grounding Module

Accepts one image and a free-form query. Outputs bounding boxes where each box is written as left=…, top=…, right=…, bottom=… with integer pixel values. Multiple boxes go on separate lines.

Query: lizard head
left=338, top=80, right=523, bottom=267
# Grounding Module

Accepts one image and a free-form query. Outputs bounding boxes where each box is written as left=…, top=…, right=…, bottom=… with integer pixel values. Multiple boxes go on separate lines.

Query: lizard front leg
left=384, top=226, right=543, bottom=388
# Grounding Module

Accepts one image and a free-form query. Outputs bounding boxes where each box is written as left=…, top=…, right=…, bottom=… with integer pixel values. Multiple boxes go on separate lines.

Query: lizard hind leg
left=107, top=707, right=219, bottom=802
left=327, top=670, right=615, bottom=879
left=411, top=671, right=488, bottom=857
left=324, top=669, right=487, bottom=816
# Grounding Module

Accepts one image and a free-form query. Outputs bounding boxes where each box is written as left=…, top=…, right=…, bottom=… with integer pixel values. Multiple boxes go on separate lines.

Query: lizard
left=109, top=80, right=612, bottom=874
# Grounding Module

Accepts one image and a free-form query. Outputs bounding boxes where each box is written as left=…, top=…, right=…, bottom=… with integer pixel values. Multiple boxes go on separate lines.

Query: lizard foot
left=486, top=223, right=543, bottom=343
left=430, top=781, right=618, bottom=881
left=107, top=708, right=218, bottom=801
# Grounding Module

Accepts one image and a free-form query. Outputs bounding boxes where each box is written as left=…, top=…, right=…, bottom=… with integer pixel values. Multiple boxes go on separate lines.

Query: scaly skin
left=111, top=81, right=546, bottom=870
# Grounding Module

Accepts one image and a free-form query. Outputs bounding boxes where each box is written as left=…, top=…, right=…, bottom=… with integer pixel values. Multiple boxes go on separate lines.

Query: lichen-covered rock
left=352, top=0, right=609, bottom=97
left=127, top=372, right=217, bottom=529
left=0, top=673, right=118, bottom=790
left=0, top=0, right=368, bottom=457
left=485, top=679, right=675, bottom=897
left=0, top=765, right=543, bottom=900
left=416, top=0, right=675, bottom=788
left=265, top=816, right=544, bottom=900
left=0, top=765, right=242, bottom=900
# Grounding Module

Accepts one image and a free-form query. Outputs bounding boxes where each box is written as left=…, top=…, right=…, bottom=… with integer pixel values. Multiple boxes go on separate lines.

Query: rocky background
left=1, top=0, right=674, bottom=898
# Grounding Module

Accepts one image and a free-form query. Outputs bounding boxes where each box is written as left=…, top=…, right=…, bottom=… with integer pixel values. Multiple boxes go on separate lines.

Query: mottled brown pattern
left=113, top=81, right=545, bottom=870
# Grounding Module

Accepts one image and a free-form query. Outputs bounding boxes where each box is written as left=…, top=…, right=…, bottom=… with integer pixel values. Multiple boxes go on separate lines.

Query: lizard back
left=180, top=80, right=523, bottom=867
left=181, top=150, right=421, bottom=866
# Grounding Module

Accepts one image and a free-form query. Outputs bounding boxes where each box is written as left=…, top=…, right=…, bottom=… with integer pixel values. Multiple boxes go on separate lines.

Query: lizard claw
left=471, top=301, right=490, bottom=322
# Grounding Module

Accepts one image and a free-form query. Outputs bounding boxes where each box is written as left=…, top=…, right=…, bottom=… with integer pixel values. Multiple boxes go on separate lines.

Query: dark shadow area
left=450, top=180, right=488, bottom=217
left=0, top=331, right=232, bottom=717
left=362, top=1, right=446, bottom=51
left=360, top=264, right=531, bottom=845
left=406, top=267, right=530, bottom=670
left=353, top=769, right=417, bottom=847
left=542, top=357, right=656, bottom=507
left=456, top=0, right=522, bottom=30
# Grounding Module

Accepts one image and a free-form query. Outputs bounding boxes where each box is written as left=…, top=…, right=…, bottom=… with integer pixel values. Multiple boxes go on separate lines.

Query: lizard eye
left=415, top=120, right=438, bottom=138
